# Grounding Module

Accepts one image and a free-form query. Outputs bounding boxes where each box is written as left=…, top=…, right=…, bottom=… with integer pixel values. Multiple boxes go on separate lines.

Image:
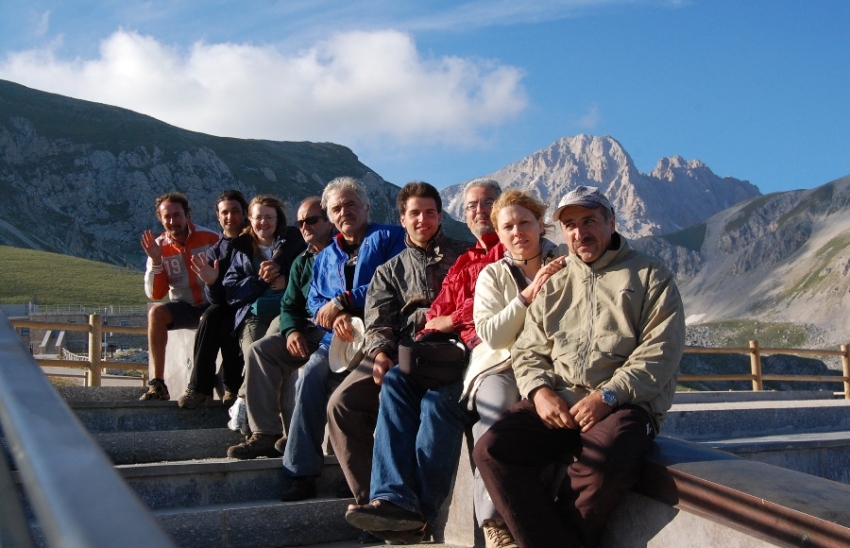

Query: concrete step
left=664, top=399, right=850, bottom=441
left=119, top=457, right=358, bottom=548
left=95, top=427, right=244, bottom=464
left=118, top=457, right=348, bottom=510
left=154, top=498, right=359, bottom=548
left=70, top=400, right=232, bottom=433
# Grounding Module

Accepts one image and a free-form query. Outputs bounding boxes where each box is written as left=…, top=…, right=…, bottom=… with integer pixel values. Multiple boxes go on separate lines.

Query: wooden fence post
left=842, top=344, right=850, bottom=401
left=749, top=340, right=762, bottom=391
left=87, top=314, right=102, bottom=387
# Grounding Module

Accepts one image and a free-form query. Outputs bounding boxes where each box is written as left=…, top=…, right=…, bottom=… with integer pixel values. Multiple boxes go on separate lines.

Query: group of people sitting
left=140, top=176, right=685, bottom=548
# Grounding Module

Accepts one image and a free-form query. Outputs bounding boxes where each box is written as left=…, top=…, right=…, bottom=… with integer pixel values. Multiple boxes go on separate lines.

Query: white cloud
left=35, top=11, right=51, bottom=38
left=0, top=29, right=527, bottom=148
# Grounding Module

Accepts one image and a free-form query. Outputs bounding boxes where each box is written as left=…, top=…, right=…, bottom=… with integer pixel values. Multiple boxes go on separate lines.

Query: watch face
left=601, top=390, right=617, bottom=406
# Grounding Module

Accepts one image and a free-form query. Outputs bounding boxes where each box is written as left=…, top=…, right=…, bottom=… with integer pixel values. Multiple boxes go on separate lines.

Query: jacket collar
left=405, top=228, right=447, bottom=256
left=568, top=232, right=629, bottom=271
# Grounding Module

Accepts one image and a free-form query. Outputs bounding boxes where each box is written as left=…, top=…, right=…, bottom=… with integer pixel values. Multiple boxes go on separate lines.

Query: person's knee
left=148, top=304, right=172, bottom=330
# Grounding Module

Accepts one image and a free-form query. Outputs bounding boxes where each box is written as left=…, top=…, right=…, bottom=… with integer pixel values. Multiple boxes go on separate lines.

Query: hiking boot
left=221, top=391, right=238, bottom=406
left=226, top=433, right=281, bottom=459
left=139, top=378, right=169, bottom=401
left=178, top=389, right=212, bottom=409
left=482, top=519, right=518, bottom=548
left=280, top=476, right=317, bottom=501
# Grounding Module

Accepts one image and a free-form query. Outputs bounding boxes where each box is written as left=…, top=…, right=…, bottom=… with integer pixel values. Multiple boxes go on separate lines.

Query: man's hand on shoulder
left=286, top=331, right=308, bottom=358
left=570, top=391, right=614, bottom=433
left=531, top=386, right=578, bottom=430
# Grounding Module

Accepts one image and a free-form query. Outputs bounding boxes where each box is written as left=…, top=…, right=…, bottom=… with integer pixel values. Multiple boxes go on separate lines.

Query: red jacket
left=423, top=231, right=504, bottom=348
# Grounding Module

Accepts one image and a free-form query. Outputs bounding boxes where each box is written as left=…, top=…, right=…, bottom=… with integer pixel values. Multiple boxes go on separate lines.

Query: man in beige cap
left=474, top=185, right=685, bottom=548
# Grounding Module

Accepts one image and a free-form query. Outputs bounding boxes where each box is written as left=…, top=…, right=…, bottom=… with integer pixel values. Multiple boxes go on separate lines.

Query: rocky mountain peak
left=440, top=134, right=760, bottom=239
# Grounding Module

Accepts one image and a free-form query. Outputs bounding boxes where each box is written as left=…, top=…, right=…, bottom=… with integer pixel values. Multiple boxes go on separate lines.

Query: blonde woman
left=464, top=190, right=566, bottom=547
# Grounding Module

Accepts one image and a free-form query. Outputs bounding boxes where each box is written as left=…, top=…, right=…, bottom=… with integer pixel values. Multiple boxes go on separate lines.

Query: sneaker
left=139, top=378, right=169, bottom=401
left=280, top=476, right=317, bottom=501
left=227, top=397, right=250, bottom=435
left=221, top=391, right=238, bottom=406
left=345, top=500, right=426, bottom=532
left=178, top=389, right=211, bottom=409
left=482, top=519, right=518, bottom=548
left=226, top=433, right=281, bottom=459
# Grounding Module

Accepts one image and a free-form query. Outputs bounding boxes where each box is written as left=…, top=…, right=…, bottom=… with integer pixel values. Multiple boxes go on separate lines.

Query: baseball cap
left=552, top=186, right=614, bottom=223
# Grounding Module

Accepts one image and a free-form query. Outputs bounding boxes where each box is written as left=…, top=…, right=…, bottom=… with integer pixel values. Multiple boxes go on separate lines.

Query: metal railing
left=10, top=315, right=850, bottom=399
left=681, top=340, right=850, bottom=399
left=0, top=311, right=175, bottom=547
left=11, top=315, right=147, bottom=386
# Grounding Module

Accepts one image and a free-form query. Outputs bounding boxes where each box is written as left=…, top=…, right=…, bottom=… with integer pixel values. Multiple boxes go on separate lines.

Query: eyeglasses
left=251, top=215, right=277, bottom=223
left=297, top=215, right=327, bottom=228
left=465, top=199, right=495, bottom=213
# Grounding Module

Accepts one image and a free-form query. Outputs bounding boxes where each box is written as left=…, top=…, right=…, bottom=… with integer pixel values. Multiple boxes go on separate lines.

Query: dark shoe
left=222, top=391, right=238, bottom=406
left=280, top=476, right=317, bottom=501
left=178, top=389, right=212, bottom=409
left=357, top=530, right=382, bottom=544
left=372, top=525, right=427, bottom=545
left=139, top=378, right=169, bottom=401
left=274, top=436, right=286, bottom=455
left=226, top=433, right=281, bottom=459
left=345, top=500, right=426, bottom=532
left=336, top=478, right=354, bottom=498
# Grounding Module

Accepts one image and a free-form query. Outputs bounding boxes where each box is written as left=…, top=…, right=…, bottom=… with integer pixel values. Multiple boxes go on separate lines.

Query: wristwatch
left=598, top=388, right=618, bottom=407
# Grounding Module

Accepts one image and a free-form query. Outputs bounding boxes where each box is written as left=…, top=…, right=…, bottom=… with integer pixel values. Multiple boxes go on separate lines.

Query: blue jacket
left=224, top=226, right=306, bottom=331
left=307, top=223, right=406, bottom=319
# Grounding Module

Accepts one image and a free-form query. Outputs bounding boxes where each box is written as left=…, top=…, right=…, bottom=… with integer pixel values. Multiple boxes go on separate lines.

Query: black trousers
left=473, top=399, right=655, bottom=548
left=188, top=304, right=243, bottom=395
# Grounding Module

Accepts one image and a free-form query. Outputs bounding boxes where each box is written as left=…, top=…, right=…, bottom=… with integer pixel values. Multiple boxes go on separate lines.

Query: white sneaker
left=227, top=396, right=249, bottom=435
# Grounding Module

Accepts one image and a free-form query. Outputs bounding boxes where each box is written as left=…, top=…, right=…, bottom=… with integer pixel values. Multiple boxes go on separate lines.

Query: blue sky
left=0, top=0, right=847, bottom=193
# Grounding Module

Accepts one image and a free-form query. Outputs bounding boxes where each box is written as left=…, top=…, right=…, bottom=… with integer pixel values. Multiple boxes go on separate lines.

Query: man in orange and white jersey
left=140, top=191, right=219, bottom=401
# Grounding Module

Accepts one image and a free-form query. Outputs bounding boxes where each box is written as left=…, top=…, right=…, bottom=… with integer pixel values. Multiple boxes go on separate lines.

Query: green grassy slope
left=0, top=245, right=146, bottom=306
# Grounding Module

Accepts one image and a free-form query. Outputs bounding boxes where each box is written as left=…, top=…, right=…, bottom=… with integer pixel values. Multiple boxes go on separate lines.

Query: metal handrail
left=0, top=311, right=175, bottom=547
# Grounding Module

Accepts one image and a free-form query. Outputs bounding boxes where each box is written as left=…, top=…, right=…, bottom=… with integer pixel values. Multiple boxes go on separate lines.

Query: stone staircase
left=53, top=386, right=366, bottom=548
left=35, top=386, right=850, bottom=547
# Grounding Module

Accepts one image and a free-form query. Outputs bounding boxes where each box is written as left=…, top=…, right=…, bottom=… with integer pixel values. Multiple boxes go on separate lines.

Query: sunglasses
left=296, top=215, right=327, bottom=228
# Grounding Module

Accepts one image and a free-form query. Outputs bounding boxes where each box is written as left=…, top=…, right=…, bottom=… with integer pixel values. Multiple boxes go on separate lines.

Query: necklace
left=515, top=250, right=542, bottom=266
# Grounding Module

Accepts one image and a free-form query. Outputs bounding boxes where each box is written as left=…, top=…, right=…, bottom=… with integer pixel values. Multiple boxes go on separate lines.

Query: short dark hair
left=155, top=192, right=190, bottom=220
left=217, top=189, right=248, bottom=215
left=397, top=181, right=442, bottom=215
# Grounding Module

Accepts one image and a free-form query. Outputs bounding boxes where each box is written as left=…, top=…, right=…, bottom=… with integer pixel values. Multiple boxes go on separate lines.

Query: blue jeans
left=282, top=345, right=345, bottom=477
left=370, top=367, right=466, bottom=525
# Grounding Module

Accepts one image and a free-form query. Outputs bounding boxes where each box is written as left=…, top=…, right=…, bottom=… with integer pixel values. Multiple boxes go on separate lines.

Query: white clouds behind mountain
left=0, top=29, right=526, bottom=149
